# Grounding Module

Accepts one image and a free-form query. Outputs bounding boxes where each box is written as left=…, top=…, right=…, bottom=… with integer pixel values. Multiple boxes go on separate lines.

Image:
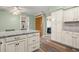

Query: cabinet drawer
left=5, top=35, right=27, bottom=42
left=28, top=37, right=39, bottom=45
left=27, top=33, right=39, bottom=38
left=28, top=43, right=40, bottom=52
left=5, top=37, right=16, bottom=42
left=15, top=35, right=27, bottom=40
left=0, top=39, right=5, bottom=43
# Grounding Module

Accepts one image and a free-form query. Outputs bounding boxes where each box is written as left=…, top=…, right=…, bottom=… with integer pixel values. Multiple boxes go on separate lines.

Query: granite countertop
left=0, top=30, right=39, bottom=38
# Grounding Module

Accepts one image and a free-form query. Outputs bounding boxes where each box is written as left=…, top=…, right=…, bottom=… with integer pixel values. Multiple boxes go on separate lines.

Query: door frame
left=35, top=15, right=43, bottom=36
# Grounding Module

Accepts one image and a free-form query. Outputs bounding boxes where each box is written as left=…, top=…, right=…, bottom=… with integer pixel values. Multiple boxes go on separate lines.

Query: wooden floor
left=35, top=36, right=79, bottom=52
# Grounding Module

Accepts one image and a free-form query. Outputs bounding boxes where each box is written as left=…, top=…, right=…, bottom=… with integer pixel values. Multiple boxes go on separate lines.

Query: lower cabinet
left=28, top=43, right=40, bottom=52
left=16, top=39, right=25, bottom=52
left=72, top=33, right=79, bottom=49
left=6, top=40, right=25, bottom=52
left=65, top=32, right=72, bottom=46
left=62, top=31, right=79, bottom=49
left=0, top=33, right=40, bottom=52
left=6, top=41, right=16, bottom=52
left=0, top=39, right=5, bottom=52
left=6, top=38, right=26, bottom=52
left=76, top=38, right=79, bottom=49
left=27, top=33, right=40, bottom=52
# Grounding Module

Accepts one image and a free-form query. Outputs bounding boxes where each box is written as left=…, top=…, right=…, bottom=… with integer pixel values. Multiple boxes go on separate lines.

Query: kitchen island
left=0, top=30, right=40, bottom=52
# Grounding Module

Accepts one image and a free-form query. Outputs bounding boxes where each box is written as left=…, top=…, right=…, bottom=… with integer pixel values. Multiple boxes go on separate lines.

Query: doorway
left=35, top=15, right=43, bottom=36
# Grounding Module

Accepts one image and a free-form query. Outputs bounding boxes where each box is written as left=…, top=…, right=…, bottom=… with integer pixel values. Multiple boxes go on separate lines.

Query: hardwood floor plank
left=35, top=36, right=79, bottom=52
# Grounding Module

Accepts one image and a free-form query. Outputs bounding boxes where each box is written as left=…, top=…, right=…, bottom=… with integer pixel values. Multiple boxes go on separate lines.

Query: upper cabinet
left=64, top=7, right=79, bottom=22
left=64, top=8, right=74, bottom=22
left=20, top=15, right=29, bottom=30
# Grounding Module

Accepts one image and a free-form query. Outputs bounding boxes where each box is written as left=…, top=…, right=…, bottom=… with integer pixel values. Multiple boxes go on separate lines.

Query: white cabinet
left=6, top=41, right=16, bottom=52
left=72, top=33, right=79, bottom=49
left=0, top=32, right=40, bottom=52
left=51, top=10, right=63, bottom=43
left=28, top=43, right=40, bottom=52
left=77, top=7, right=79, bottom=21
left=56, top=10, right=63, bottom=43
left=64, top=8, right=74, bottom=22
left=74, top=7, right=78, bottom=21
left=51, top=12, right=57, bottom=41
left=6, top=35, right=27, bottom=52
left=15, top=35, right=28, bottom=52
left=62, top=31, right=79, bottom=49
left=76, top=38, right=79, bottom=49
left=63, top=31, right=72, bottom=46
left=16, top=39, right=25, bottom=52
left=51, top=20, right=57, bottom=41
left=27, top=33, right=40, bottom=52
left=64, top=7, right=79, bottom=22
left=0, top=39, right=5, bottom=52
left=6, top=38, right=26, bottom=52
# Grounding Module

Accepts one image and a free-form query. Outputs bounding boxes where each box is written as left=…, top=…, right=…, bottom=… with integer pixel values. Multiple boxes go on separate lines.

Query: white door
left=6, top=41, right=16, bottom=52
left=16, top=40, right=25, bottom=52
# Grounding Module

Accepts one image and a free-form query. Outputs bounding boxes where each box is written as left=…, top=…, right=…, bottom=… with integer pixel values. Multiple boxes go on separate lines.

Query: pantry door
left=35, top=15, right=43, bottom=36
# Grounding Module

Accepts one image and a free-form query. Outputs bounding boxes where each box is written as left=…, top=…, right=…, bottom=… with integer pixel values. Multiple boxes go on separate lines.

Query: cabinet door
left=51, top=20, right=57, bottom=41
left=64, top=8, right=74, bottom=22
left=6, top=41, right=16, bottom=52
left=51, top=12, right=57, bottom=41
left=77, top=7, right=79, bottom=21
left=76, top=38, right=79, bottom=49
left=62, top=31, right=72, bottom=46
left=17, top=35, right=28, bottom=52
left=16, top=40, right=25, bottom=52
left=74, top=7, right=78, bottom=21
left=56, top=10, right=63, bottom=42
left=28, top=43, right=40, bottom=52
left=0, top=39, right=5, bottom=52
left=72, top=33, right=79, bottom=49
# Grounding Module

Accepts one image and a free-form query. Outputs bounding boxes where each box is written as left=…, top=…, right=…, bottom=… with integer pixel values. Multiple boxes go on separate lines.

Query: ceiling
left=0, top=6, right=73, bottom=16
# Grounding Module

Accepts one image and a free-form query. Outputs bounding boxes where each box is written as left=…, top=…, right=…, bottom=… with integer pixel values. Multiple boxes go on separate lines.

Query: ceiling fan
left=10, top=6, right=25, bottom=15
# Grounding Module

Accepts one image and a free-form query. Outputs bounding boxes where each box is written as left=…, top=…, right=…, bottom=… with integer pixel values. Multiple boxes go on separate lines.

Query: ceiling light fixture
left=10, top=7, right=22, bottom=15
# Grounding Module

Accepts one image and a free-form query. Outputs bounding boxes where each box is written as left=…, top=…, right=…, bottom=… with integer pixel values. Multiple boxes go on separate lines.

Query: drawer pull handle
left=0, top=42, right=2, bottom=44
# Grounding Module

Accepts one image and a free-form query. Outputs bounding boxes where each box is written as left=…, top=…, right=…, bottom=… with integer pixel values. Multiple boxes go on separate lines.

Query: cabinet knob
left=18, top=43, right=19, bottom=45
left=16, top=43, right=19, bottom=45
left=0, top=42, right=2, bottom=44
